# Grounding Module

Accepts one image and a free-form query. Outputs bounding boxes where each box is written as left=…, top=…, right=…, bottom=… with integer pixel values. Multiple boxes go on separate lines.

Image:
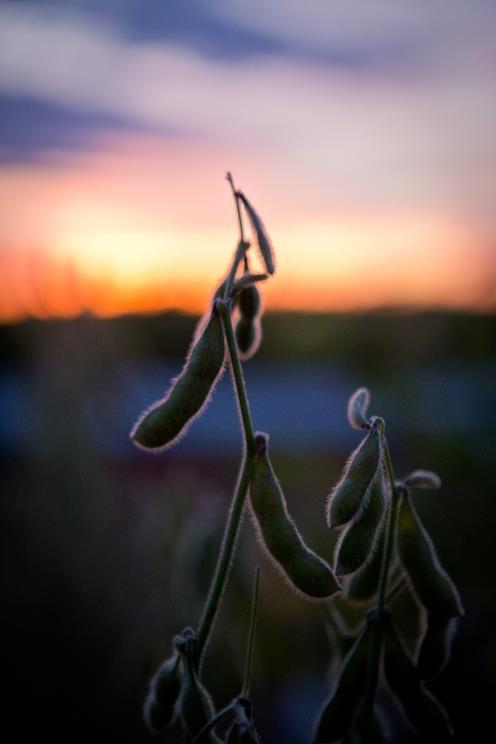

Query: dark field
left=1, top=310, right=495, bottom=742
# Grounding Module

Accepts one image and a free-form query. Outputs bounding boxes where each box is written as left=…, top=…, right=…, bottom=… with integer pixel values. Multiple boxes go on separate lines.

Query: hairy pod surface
left=143, top=654, right=181, bottom=733
left=250, top=441, right=340, bottom=599
left=346, top=529, right=386, bottom=604
left=238, top=284, right=261, bottom=320
left=131, top=311, right=225, bottom=450
left=235, top=316, right=261, bottom=360
left=334, top=473, right=387, bottom=577
left=398, top=496, right=464, bottom=618
left=236, top=191, right=275, bottom=275
left=347, top=387, right=371, bottom=430
left=175, top=633, right=220, bottom=743
left=418, top=614, right=457, bottom=681
left=383, top=615, right=453, bottom=740
left=314, top=623, right=373, bottom=742
left=326, top=423, right=383, bottom=529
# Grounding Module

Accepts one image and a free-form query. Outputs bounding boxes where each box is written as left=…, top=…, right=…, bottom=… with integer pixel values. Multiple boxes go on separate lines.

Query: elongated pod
left=314, top=622, right=373, bottom=742
left=131, top=310, right=225, bottom=450
left=235, top=191, right=275, bottom=275
left=334, top=473, right=387, bottom=577
left=383, top=614, right=453, bottom=740
left=418, top=614, right=458, bottom=681
left=143, top=653, right=181, bottom=733
left=175, top=630, right=221, bottom=743
left=398, top=496, right=464, bottom=618
left=250, top=435, right=340, bottom=599
left=326, top=419, right=383, bottom=529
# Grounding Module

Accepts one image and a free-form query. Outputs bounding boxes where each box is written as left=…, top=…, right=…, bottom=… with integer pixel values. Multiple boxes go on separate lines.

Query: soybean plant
left=133, top=174, right=340, bottom=742
left=315, top=388, right=463, bottom=742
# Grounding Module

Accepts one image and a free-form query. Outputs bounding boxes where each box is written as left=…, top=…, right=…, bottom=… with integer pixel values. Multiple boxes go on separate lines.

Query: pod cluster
left=250, top=433, right=340, bottom=599
left=327, top=415, right=387, bottom=579
left=235, top=281, right=263, bottom=361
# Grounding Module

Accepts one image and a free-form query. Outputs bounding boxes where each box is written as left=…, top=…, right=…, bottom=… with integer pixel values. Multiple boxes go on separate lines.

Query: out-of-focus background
left=1, top=2, right=495, bottom=742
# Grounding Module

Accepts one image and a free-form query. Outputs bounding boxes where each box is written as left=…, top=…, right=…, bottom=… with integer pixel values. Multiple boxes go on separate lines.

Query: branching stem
left=196, top=175, right=258, bottom=665
left=359, top=435, right=400, bottom=730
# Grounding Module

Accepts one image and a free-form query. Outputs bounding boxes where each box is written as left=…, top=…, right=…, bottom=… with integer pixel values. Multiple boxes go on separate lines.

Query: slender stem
left=359, top=435, right=400, bottom=731
left=196, top=197, right=259, bottom=661
left=242, top=567, right=261, bottom=697
left=226, top=172, right=246, bottom=244
left=190, top=702, right=236, bottom=744
left=220, top=304, right=257, bottom=452
left=197, top=454, right=256, bottom=661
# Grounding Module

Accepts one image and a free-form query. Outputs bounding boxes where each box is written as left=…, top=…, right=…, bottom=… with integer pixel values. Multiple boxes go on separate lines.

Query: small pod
left=238, top=284, right=261, bottom=320
left=175, top=630, right=221, bottom=743
left=250, top=435, right=340, bottom=599
left=131, top=310, right=225, bottom=450
left=143, top=653, right=182, bottom=733
left=314, top=623, right=373, bottom=742
left=235, top=316, right=262, bottom=360
left=326, top=421, right=383, bottom=529
left=383, top=615, right=454, bottom=740
left=347, top=387, right=371, bottom=430
left=334, top=473, right=387, bottom=577
left=418, top=614, right=458, bottom=681
left=398, top=496, right=464, bottom=618
left=236, top=191, right=275, bottom=275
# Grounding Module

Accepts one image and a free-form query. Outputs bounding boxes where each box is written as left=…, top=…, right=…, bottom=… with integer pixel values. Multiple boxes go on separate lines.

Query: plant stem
left=197, top=454, right=255, bottom=661
left=242, top=567, right=261, bottom=697
left=196, top=186, right=258, bottom=662
left=220, top=303, right=257, bottom=452
left=359, top=435, right=400, bottom=730
left=226, top=172, right=246, bottom=244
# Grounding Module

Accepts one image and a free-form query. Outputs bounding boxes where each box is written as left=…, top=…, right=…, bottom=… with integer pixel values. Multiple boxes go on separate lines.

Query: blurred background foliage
left=1, top=309, right=495, bottom=742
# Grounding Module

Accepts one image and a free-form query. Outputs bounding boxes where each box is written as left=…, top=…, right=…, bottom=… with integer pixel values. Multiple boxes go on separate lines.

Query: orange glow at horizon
left=0, top=136, right=494, bottom=323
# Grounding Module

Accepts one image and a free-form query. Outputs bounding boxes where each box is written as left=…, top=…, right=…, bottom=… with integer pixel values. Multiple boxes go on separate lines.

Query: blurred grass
left=1, top=310, right=495, bottom=742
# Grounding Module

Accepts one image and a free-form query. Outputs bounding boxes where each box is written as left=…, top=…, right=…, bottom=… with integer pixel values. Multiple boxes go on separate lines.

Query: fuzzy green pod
left=347, top=387, right=371, bottom=430
left=346, top=529, right=385, bottom=604
left=398, top=496, right=464, bottom=618
left=334, top=473, right=386, bottom=577
left=383, top=615, right=453, bottom=740
left=238, top=284, right=261, bottom=320
left=235, top=316, right=261, bottom=360
left=326, top=420, right=383, bottom=529
left=418, top=614, right=457, bottom=681
left=143, top=653, right=181, bottom=733
left=250, top=435, right=340, bottom=599
left=175, top=630, right=220, bottom=743
left=314, top=623, right=373, bottom=742
left=131, top=310, right=225, bottom=450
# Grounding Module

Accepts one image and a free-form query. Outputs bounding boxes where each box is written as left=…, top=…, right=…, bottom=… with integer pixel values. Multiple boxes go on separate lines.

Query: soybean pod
left=418, top=614, right=458, bottom=681
left=314, top=622, right=373, bottom=742
left=175, top=630, right=221, bottom=743
left=143, top=653, right=182, bottom=733
left=383, top=614, right=453, bottom=740
left=334, top=473, right=387, bottom=577
left=249, top=434, right=340, bottom=599
left=326, top=419, right=383, bottom=529
left=398, top=495, right=464, bottom=618
left=131, top=309, right=225, bottom=450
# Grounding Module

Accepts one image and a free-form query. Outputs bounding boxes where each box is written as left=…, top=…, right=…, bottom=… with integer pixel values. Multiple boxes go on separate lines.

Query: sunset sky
left=1, top=0, right=495, bottom=321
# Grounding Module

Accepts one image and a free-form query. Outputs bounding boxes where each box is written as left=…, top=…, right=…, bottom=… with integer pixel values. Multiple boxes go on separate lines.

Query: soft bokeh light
left=0, top=0, right=495, bottom=320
